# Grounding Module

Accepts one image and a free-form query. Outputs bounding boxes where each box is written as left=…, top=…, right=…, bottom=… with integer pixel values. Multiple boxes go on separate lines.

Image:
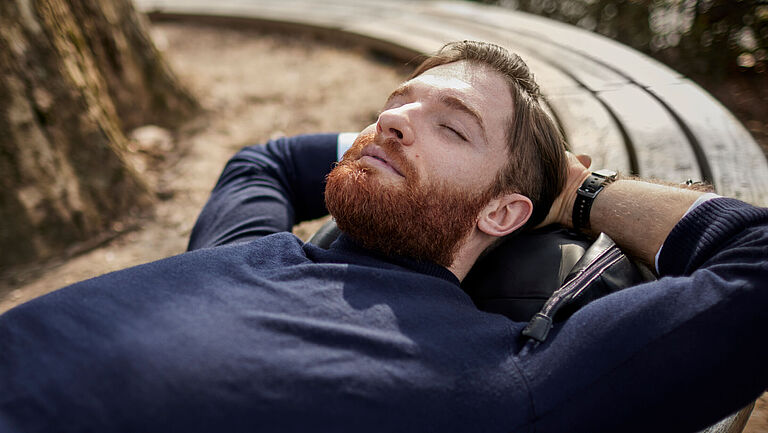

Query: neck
left=447, top=229, right=496, bottom=282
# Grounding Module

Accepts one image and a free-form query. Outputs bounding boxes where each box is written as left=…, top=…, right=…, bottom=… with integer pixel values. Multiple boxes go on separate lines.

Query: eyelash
left=442, top=124, right=467, bottom=141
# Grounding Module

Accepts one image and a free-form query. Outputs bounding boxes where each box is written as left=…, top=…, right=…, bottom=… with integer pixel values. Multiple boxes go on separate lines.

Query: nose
left=376, top=104, right=416, bottom=146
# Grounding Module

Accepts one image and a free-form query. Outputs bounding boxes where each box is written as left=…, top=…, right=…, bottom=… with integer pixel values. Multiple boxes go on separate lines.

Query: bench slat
left=425, top=1, right=683, bottom=87
left=650, top=81, right=768, bottom=205
left=546, top=92, right=632, bottom=173
left=598, top=86, right=701, bottom=181
left=418, top=12, right=631, bottom=93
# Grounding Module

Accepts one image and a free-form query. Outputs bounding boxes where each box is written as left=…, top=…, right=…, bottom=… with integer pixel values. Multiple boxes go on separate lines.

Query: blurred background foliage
left=479, top=0, right=766, bottom=79
left=475, top=0, right=768, bottom=151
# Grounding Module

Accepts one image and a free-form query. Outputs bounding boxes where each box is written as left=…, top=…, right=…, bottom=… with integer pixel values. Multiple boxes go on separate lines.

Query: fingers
left=576, top=154, right=591, bottom=169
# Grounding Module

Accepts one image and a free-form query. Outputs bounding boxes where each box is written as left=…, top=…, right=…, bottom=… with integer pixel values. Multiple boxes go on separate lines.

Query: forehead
left=412, top=60, right=504, bottom=93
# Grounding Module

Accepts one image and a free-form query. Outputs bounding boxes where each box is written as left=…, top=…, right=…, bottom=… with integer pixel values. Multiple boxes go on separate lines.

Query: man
left=1, top=41, right=766, bottom=432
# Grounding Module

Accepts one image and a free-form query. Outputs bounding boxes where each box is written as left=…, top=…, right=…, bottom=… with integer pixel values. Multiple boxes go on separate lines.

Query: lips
left=360, top=145, right=404, bottom=177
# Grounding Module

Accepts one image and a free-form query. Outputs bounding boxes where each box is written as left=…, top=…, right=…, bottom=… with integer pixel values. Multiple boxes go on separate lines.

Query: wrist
left=571, top=169, right=617, bottom=231
left=555, top=170, right=591, bottom=229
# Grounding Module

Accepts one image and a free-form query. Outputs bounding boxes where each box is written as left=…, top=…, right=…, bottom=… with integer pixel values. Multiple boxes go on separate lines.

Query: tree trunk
left=0, top=0, right=198, bottom=269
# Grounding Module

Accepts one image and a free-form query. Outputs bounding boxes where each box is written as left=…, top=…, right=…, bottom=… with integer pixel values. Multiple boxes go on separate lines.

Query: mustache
left=377, top=137, right=406, bottom=163
left=342, top=133, right=417, bottom=180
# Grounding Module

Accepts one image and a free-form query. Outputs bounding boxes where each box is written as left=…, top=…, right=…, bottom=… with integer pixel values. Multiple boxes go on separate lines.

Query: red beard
left=325, top=132, right=493, bottom=267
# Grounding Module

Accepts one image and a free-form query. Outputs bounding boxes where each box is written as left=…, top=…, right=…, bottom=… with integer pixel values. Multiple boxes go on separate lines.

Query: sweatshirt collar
left=330, top=233, right=460, bottom=286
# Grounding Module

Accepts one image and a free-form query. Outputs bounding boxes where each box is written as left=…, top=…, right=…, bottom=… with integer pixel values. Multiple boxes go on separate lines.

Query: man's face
left=325, top=61, right=514, bottom=266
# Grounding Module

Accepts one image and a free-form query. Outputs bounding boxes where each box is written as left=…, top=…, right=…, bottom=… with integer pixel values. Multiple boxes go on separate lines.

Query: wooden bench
left=136, top=0, right=768, bottom=206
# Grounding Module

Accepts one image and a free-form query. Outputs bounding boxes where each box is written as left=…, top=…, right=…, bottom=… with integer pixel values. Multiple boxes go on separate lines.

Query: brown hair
left=410, top=41, right=568, bottom=229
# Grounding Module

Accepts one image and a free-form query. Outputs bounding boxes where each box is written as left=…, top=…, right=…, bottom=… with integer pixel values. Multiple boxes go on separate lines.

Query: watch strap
left=572, top=171, right=615, bottom=230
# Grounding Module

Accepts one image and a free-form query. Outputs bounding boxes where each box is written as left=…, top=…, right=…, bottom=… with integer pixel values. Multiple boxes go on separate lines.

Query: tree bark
left=0, top=0, right=197, bottom=269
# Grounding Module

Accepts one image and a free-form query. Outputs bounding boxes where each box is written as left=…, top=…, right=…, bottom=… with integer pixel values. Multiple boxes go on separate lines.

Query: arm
left=541, top=153, right=704, bottom=265
left=525, top=154, right=768, bottom=432
left=187, top=133, right=342, bottom=251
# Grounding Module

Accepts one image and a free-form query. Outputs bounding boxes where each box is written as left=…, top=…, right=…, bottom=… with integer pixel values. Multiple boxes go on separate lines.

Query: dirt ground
left=0, top=22, right=765, bottom=432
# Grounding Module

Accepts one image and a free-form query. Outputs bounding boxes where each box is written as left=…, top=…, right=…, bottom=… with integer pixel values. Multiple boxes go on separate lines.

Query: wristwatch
left=572, top=169, right=617, bottom=231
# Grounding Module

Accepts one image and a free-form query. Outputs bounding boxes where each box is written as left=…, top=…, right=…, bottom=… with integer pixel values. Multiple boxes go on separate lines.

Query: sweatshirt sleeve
left=518, top=198, right=768, bottom=433
left=187, top=133, right=339, bottom=250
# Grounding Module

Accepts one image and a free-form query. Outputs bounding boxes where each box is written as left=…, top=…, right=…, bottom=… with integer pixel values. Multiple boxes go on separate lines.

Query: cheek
left=420, top=150, right=490, bottom=189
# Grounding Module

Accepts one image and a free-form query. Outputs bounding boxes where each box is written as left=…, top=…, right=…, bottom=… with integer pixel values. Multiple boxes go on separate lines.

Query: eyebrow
left=438, top=95, right=486, bottom=142
left=384, top=84, right=487, bottom=143
left=384, top=84, right=410, bottom=106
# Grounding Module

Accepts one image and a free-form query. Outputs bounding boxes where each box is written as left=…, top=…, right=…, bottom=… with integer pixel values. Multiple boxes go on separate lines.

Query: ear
left=477, top=193, right=533, bottom=237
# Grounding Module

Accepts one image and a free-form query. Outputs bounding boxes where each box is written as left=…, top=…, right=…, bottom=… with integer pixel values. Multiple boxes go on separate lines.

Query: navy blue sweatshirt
left=1, top=134, right=766, bottom=433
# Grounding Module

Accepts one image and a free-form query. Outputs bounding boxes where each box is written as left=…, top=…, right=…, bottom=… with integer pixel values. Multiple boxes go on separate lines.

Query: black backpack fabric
left=463, top=227, right=655, bottom=341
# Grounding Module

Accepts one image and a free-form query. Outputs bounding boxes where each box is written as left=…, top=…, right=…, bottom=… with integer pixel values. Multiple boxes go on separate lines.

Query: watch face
left=593, top=169, right=617, bottom=179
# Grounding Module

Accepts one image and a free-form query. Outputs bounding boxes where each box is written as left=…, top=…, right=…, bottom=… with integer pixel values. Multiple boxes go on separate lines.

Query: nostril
left=391, top=128, right=403, bottom=139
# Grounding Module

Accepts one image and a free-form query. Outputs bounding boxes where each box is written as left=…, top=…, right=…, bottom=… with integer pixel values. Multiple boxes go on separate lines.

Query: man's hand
left=537, top=152, right=592, bottom=229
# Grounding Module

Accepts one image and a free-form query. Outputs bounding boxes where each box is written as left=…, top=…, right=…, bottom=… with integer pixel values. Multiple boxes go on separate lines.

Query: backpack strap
left=521, top=233, right=653, bottom=342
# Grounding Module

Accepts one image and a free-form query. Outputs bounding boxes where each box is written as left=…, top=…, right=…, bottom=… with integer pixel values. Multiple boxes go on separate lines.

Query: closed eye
left=442, top=124, right=467, bottom=141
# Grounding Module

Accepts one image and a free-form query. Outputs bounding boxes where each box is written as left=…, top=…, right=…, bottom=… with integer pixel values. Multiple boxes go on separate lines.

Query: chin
left=325, top=158, right=492, bottom=267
